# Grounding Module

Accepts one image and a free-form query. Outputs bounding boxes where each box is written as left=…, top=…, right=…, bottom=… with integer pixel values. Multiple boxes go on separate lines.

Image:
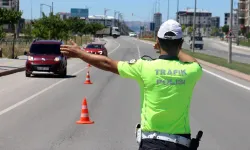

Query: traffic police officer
left=60, top=19, right=203, bottom=150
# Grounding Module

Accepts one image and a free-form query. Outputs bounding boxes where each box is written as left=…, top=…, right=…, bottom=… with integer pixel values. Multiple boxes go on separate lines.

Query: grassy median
left=141, top=38, right=250, bottom=75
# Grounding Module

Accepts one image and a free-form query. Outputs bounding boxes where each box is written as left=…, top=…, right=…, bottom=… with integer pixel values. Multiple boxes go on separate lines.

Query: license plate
left=37, top=67, right=49, bottom=71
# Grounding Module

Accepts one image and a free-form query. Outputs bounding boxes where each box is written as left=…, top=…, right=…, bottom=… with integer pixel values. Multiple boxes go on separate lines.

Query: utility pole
left=31, top=0, right=33, bottom=20
left=177, top=0, right=179, bottom=21
left=167, top=0, right=170, bottom=20
left=192, top=0, right=197, bottom=52
left=234, top=6, right=239, bottom=46
left=228, top=0, right=233, bottom=63
left=52, top=2, right=54, bottom=15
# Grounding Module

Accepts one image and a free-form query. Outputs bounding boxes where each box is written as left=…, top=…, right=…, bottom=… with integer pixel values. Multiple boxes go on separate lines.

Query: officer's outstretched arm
left=80, top=53, right=120, bottom=74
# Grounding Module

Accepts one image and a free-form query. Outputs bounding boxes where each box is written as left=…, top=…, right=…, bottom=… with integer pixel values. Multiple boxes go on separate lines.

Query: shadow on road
left=31, top=74, right=77, bottom=79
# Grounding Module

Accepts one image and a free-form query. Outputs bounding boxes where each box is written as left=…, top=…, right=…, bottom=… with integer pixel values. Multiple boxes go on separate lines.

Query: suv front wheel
left=26, top=71, right=31, bottom=77
left=59, top=68, right=67, bottom=78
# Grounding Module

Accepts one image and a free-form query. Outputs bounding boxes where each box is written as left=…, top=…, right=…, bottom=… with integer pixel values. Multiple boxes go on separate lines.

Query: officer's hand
left=60, top=40, right=82, bottom=58
left=153, top=42, right=160, bottom=50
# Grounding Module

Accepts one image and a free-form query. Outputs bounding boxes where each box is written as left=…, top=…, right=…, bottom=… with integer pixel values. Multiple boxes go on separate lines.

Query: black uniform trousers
left=138, top=134, right=191, bottom=150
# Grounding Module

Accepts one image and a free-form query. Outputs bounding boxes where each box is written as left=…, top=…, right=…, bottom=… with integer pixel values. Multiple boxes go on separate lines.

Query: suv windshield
left=190, top=37, right=203, bottom=41
left=195, top=37, right=203, bottom=41
left=86, top=44, right=102, bottom=49
left=30, top=44, right=61, bottom=54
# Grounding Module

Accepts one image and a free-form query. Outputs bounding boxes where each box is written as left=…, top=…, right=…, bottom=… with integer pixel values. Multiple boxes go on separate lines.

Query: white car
left=129, top=32, right=137, bottom=37
left=189, top=36, right=204, bottom=50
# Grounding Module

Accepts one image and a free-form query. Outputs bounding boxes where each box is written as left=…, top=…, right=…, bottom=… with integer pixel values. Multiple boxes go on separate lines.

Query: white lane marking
left=108, top=40, right=121, bottom=54
left=203, top=69, right=250, bottom=91
left=137, top=45, right=141, bottom=58
left=137, top=39, right=250, bottom=91
left=0, top=41, right=121, bottom=116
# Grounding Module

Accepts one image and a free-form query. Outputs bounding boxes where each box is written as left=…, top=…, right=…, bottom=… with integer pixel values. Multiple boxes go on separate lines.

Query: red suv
left=24, top=40, right=67, bottom=77
left=84, top=42, right=108, bottom=56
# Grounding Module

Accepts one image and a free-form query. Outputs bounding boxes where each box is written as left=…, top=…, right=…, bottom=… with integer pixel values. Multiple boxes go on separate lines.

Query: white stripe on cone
left=81, top=113, right=89, bottom=117
left=82, top=105, right=87, bottom=109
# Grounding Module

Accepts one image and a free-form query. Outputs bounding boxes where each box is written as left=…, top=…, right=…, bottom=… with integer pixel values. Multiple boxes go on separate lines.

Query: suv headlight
left=54, top=56, right=61, bottom=61
left=28, top=56, right=34, bottom=61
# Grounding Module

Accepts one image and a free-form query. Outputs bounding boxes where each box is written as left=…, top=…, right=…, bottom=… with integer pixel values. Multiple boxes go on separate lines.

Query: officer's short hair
left=158, top=32, right=183, bottom=53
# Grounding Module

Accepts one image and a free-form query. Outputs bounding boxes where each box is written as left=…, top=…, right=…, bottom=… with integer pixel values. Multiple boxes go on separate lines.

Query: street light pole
left=228, top=0, right=233, bottom=63
left=114, top=10, right=119, bottom=26
left=104, top=8, right=110, bottom=27
left=40, top=4, right=52, bottom=18
left=192, top=0, right=197, bottom=52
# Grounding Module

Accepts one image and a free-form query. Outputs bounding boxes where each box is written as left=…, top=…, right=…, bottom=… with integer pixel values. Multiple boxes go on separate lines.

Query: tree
left=32, top=12, right=69, bottom=40
left=0, top=8, right=22, bottom=25
left=181, top=25, right=186, bottom=32
left=0, top=8, right=22, bottom=58
left=90, top=23, right=105, bottom=35
left=0, top=26, right=6, bottom=39
left=22, top=23, right=33, bottom=39
left=31, top=13, right=104, bottom=43
left=188, top=26, right=193, bottom=35
left=211, top=27, right=219, bottom=36
left=222, top=25, right=229, bottom=34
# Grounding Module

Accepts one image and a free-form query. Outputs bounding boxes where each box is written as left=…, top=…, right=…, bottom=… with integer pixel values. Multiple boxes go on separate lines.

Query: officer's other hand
left=154, top=42, right=160, bottom=50
left=60, top=39, right=82, bottom=58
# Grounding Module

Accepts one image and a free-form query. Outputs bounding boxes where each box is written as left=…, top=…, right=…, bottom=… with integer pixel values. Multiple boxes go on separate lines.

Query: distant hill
left=125, top=21, right=151, bottom=33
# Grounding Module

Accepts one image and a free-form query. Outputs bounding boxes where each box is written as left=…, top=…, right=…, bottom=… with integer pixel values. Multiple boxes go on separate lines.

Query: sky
left=20, top=0, right=239, bottom=26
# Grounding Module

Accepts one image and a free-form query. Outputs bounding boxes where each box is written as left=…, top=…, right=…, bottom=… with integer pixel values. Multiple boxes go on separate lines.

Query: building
left=224, top=13, right=238, bottom=26
left=0, top=0, right=16, bottom=9
left=238, top=0, right=250, bottom=32
left=177, top=8, right=212, bottom=27
left=177, top=8, right=212, bottom=36
left=153, top=13, right=162, bottom=31
left=211, top=17, right=220, bottom=28
left=58, top=12, right=71, bottom=20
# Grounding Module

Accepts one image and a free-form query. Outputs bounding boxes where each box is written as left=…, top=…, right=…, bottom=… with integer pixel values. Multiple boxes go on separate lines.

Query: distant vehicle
left=129, top=32, right=137, bottom=37
left=24, top=39, right=67, bottom=77
left=95, top=26, right=120, bottom=38
left=84, top=42, right=108, bottom=57
left=189, top=36, right=204, bottom=50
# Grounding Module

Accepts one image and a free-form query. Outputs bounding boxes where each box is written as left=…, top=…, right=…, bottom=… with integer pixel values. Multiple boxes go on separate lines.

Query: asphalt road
left=183, top=37, right=250, bottom=64
left=0, top=36, right=250, bottom=150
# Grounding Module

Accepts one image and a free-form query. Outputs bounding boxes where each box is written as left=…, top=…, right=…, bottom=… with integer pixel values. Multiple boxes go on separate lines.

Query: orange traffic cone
left=84, top=71, right=93, bottom=84
left=76, top=98, right=94, bottom=124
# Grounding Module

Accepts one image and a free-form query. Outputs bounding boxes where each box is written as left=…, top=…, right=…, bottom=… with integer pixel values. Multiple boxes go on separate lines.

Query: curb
left=0, top=67, right=25, bottom=77
left=197, top=59, right=250, bottom=82
left=139, top=39, right=250, bottom=82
